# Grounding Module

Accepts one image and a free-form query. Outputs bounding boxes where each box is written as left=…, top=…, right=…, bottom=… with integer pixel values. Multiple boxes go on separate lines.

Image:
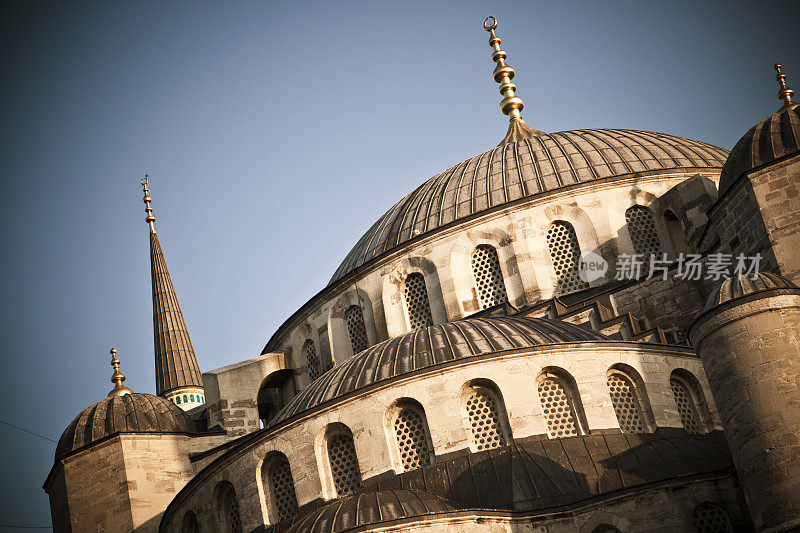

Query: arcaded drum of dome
left=703, top=271, right=797, bottom=311
left=330, top=129, right=728, bottom=284
left=267, top=489, right=458, bottom=533
left=718, top=106, right=800, bottom=196
left=56, top=393, right=198, bottom=459
left=270, top=316, right=605, bottom=426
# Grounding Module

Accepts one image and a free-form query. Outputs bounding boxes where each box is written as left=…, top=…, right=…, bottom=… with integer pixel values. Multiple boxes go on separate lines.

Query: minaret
left=483, top=17, right=543, bottom=145
left=141, top=175, right=205, bottom=410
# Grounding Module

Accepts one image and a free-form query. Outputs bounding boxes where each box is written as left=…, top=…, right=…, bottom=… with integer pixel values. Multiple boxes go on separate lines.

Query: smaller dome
left=268, top=489, right=458, bottom=533
left=703, top=271, right=797, bottom=311
left=718, top=106, right=800, bottom=196
left=270, top=316, right=606, bottom=426
left=56, top=393, right=199, bottom=459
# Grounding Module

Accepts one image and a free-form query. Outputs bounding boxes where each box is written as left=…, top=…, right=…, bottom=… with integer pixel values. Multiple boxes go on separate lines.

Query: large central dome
left=330, top=129, right=728, bottom=284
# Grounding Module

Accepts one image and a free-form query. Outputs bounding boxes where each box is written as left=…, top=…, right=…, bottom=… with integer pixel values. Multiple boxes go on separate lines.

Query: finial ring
left=483, top=17, right=497, bottom=31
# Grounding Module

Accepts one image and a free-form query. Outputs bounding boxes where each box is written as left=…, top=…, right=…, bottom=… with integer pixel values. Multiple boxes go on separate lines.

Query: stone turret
left=690, top=272, right=800, bottom=532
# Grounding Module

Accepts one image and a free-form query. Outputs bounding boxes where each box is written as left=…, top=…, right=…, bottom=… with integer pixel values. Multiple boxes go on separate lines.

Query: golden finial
left=483, top=17, right=543, bottom=145
left=141, top=174, right=156, bottom=234
left=774, top=64, right=798, bottom=111
left=107, top=348, right=133, bottom=398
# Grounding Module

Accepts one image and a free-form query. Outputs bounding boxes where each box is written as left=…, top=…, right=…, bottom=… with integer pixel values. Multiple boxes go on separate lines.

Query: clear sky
left=1, top=0, right=799, bottom=528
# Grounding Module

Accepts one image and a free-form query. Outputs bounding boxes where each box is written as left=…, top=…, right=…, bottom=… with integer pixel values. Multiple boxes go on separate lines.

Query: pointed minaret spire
left=483, top=17, right=543, bottom=146
left=774, top=64, right=798, bottom=111
left=141, top=176, right=205, bottom=410
left=107, top=348, right=133, bottom=398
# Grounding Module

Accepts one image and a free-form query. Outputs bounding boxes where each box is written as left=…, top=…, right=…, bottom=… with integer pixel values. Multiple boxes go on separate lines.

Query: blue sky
left=1, top=0, right=799, bottom=528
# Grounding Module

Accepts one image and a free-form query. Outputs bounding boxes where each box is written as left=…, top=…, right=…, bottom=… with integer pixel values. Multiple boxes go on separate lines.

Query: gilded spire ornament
left=141, top=174, right=156, bottom=233
left=774, top=64, right=798, bottom=111
left=483, top=17, right=543, bottom=145
left=107, top=348, right=133, bottom=398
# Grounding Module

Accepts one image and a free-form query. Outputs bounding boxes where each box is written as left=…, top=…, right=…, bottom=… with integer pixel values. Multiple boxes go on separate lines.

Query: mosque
left=43, top=18, right=800, bottom=533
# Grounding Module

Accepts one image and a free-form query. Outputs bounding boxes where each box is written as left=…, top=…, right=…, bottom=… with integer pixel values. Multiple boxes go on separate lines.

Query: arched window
left=176, top=396, right=181, bottom=404
left=537, top=370, right=586, bottom=438
left=391, top=402, right=434, bottom=471
left=190, top=394, right=195, bottom=403
left=403, top=273, right=433, bottom=331
left=181, top=510, right=200, bottom=533
left=216, top=482, right=242, bottom=533
left=547, top=221, right=589, bottom=295
left=304, top=339, right=321, bottom=381
left=463, top=383, right=511, bottom=451
left=692, top=501, right=732, bottom=532
left=258, top=370, right=294, bottom=426
left=670, top=375, right=704, bottom=435
left=326, top=426, right=362, bottom=496
left=345, top=305, right=369, bottom=354
left=183, top=395, right=188, bottom=403
left=663, top=210, right=689, bottom=256
left=262, top=452, right=299, bottom=522
left=592, top=526, right=621, bottom=533
left=625, top=205, right=662, bottom=257
left=471, top=244, right=508, bottom=309
left=607, top=371, right=645, bottom=433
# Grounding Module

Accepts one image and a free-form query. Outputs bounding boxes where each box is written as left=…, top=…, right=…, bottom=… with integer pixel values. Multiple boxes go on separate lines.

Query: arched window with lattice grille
left=537, top=370, right=586, bottom=438
left=626, top=205, right=662, bottom=257
left=403, top=273, right=433, bottom=331
left=262, top=452, right=299, bottom=522
left=345, top=305, right=369, bottom=354
left=181, top=511, right=200, bottom=533
left=304, top=339, right=320, bottom=381
left=390, top=402, right=434, bottom=471
left=692, top=501, right=733, bottom=532
left=215, top=482, right=242, bottom=533
left=546, top=221, right=589, bottom=295
left=471, top=244, right=508, bottom=309
left=326, top=426, right=362, bottom=497
left=607, top=371, right=646, bottom=433
left=462, top=382, right=512, bottom=451
left=670, top=374, right=704, bottom=435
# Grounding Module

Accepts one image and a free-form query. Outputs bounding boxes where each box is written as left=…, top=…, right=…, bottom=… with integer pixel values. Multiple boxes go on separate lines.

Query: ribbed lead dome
left=330, top=129, right=728, bottom=284
left=703, top=271, right=797, bottom=311
left=56, top=393, right=198, bottom=459
left=718, top=106, right=800, bottom=196
left=270, top=316, right=606, bottom=426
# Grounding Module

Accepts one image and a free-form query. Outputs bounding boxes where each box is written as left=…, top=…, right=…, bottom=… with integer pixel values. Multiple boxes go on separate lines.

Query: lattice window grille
left=269, top=457, right=299, bottom=521
left=304, top=340, right=320, bottom=381
left=471, top=245, right=508, bottom=309
left=671, top=378, right=702, bottom=434
left=538, top=376, right=581, bottom=438
left=328, top=433, right=362, bottom=496
left=607, top=373, right=645, bottom=433
left=346, top=305, right=369, bottom=354
left=394, top=407, right=434, bottom=471
left=465, top=387, right=508, bottom=450
left=404, top=273, right=434, bottom=331
left=547, top=222, right=589, bottom=295
left=626, top=205, right=662, bottom=257
left=181, top=511, right=200, bottom=533
left=223, top=487, right=242, bottom=533
left=693, top=502, right=732, bottom=533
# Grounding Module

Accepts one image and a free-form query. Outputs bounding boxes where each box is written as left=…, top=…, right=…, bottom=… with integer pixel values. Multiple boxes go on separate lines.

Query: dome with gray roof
left=56, top=393, right=199, bottom=459
left=330, top=129, right=728, bottom=284
left=270, top=316, right=606, bottom=426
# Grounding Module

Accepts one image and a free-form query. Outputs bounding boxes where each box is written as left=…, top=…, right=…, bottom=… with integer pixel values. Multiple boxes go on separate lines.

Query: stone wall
left=204, top=352, right=290, bottom=436
left=692, top=291, right=800, bottom=531
left=160, top=342, right=719, bottom=531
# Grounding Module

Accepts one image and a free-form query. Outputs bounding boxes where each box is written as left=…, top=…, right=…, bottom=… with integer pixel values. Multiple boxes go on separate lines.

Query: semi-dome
left=718, top=106, right=800, bottom=196
left=330, top=129, right=728, bottom=284
left=56, top=393, right=199, bottom=459
left=270, top=316, right=606, bottom=426
left=703, top=271, right=797, bottom=312
left=267, top=490, right=458, bottom=533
